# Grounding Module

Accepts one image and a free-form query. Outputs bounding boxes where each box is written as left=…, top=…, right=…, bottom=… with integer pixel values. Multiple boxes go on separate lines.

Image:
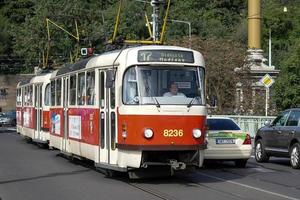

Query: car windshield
left=208, top=118, right=241, bottom=131
left=123, top=65, right=205, bottom=105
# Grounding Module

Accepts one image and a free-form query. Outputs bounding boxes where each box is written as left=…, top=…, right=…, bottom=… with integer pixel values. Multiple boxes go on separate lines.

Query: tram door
left=62, top=77, right=69, bottom=152
left=99, top=70, right=118, bottom=165
left=34, top=84, right=42, bottom=140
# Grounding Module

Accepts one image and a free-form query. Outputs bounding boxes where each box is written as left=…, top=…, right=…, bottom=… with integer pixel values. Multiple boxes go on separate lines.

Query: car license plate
left=216, top=139, right=235, bottom=144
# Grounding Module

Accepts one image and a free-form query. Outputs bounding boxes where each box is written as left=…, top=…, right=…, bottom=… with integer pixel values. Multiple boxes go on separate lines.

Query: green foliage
left=0, top=13, right=10, bottom=54
left=168, top=0, right=246, bottom=39
left=274, top=42, right=300, bottom=110
left=262, top=0, right=296, bottom=66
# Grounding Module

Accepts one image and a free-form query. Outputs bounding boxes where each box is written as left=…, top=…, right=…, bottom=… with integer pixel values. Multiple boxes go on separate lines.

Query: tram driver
left=163, top=83, right=186, bottom=97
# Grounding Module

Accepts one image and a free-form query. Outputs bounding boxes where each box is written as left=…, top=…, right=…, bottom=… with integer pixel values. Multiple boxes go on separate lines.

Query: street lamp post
left=269, top=28, right=271, bottom=67
left=168, top=19, right=192, bottom=48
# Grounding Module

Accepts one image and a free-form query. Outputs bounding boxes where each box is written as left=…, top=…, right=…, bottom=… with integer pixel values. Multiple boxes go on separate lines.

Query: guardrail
left=212, top=115, right=276, bottom=138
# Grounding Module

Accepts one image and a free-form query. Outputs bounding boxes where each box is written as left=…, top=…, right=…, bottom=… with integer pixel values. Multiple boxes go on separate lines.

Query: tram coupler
left=169, top=159, right=186, bottom=170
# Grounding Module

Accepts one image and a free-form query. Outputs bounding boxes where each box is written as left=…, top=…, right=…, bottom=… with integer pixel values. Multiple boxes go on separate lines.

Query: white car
left=204, top=117, right=252, bottom=167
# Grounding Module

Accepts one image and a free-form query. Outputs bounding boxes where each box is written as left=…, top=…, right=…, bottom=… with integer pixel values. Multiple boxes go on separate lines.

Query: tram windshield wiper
left=187, top=97, right=197, bottom=108
left=152, top=96, right=161, bottom=108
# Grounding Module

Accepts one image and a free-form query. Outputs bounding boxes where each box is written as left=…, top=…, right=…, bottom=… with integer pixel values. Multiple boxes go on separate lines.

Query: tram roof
left=18, top=80, right=31, bottom=87
left=31, top=72, right=52, bottom=83
left=17, top=72, right=52, bottom=87
left=56, top=57, right=93, bottom=76
left=52, top=45, right=204, bottom=77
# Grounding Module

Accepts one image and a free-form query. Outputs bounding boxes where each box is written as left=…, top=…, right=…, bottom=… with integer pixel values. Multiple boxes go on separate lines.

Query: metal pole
left=169, top=19, right=192, bottom=48
left=151, top=0, right=159, bottom=41
left=265, top=87, right=269, bottom=116
left=269, top=28, right=272, bottom=67
left=188, top=22, right=191, bottom=48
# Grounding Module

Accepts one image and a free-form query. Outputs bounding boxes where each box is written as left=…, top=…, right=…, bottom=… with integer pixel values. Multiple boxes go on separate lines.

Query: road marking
left=251, top=155, right=255, bottom=158
left=197, top=172, right=300, bottom=200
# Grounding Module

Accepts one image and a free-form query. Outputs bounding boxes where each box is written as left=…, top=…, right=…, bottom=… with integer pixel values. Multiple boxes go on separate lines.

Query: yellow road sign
left=260, top=74, right=275, bottom=88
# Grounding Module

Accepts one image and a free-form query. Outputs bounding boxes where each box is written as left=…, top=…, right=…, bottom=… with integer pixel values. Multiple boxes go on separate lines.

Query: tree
left=274, top=42, right=300, bottom=110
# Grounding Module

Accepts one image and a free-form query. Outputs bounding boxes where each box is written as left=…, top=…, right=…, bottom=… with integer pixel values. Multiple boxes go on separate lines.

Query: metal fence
left=212, top=115, right=276, bottom=138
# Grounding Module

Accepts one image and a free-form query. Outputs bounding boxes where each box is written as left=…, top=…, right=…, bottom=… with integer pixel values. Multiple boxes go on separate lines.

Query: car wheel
left=255, top=139, right=269, bottom=162
left=290, top=143, right=300, bottom=169
left=235, top=159, right=247, bottom=168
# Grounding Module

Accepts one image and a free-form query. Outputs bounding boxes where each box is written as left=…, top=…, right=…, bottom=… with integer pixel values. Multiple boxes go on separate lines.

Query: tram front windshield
left=123, top=66, right=205, bottom=106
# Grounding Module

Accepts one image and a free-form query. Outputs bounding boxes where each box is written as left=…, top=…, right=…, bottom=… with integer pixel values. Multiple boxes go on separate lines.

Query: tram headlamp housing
left=144, top=128, right=154, bottom=139
left=122, top=131, right=127, bottom=138
left=122, top=123, right=127, bottom=138
left=192, top=129, right=202, bottom=138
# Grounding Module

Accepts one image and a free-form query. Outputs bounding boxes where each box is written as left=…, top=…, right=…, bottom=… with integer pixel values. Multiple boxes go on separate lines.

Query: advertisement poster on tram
left=69, top=115, right=81, bottom=139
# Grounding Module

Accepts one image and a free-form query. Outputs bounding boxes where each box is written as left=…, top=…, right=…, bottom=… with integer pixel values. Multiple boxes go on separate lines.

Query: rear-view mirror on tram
left=106, top=69, right=116, bottom=88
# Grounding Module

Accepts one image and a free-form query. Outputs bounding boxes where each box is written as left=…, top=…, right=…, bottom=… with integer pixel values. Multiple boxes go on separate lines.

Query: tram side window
left=111, top=112, right=116, bottom=150
left=51, top=80, right=55, bottom=106
left=16, top=89, right=18, bottom=105
left=100, top=71, right=104, bottom=108
left=35, top=85, right=38, bottom=107
left=40, top=85, right=42, bottom=107
left=20, top=88, right=23, bottom=105
left=70, top=75, right=76, bottom=105
left=123, top=67, right=138, bottom=104
left=86, top=71, right=95, bottom=105
left=24, top=87, right=28, bottom=106
left=16, top=89, right=21, bottom=106
left=111, top=84, right=115, bottom=109
left=56, top=79, right=62, bottom=106
left=77, top=72, right=85, bottom=105
left=44, top=83, right=50, bottom=106
left=22, top=88, right=24, bottom=106
left=28, top=85, right=33, bottom=106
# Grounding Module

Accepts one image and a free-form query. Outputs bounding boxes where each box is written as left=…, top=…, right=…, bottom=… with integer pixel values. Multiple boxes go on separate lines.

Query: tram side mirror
left=106, top=69, right=116, bottom=88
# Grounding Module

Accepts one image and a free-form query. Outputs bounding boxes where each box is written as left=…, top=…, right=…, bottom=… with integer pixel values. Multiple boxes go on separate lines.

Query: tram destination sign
left=138, top=50, right=194, bottom=63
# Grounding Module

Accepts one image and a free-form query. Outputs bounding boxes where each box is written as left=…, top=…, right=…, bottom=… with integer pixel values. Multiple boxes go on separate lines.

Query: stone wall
left=0, top=74, right=34, bottom=112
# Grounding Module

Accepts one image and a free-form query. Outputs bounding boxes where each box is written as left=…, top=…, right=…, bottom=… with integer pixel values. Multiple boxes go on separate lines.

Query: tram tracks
left=124, top=167, right=300, bottom=200
left=127, top=181, right=179, bottom=200
left=178, top=167, right=300, bottom=200
left=175, top=174, right=253, bottom=200
left=124, top=174, right=249, bottom=200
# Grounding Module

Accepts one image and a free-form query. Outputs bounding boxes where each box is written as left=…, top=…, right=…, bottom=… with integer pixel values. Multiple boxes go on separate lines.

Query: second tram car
left=16, top=73, right=52, bottom=144
left=17, top=45, right=207, bottom=176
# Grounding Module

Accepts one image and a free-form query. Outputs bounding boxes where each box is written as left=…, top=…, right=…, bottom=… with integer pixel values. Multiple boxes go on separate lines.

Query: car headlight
left=192, top=129, right=202, bottom=138
left=144, top=128, right=154, bottom=139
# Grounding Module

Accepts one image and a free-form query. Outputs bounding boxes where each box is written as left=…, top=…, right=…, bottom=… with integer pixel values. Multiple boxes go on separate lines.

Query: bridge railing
left=211, top=115, right=276, bottom=138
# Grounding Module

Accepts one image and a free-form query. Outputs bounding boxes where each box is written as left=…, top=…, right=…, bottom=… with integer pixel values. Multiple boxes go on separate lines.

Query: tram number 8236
left=163, top=129, right=184, bottom=137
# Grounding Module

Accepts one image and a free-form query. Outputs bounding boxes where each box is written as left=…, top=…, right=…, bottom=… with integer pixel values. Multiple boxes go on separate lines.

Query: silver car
left=0, top=111, right=16, bottom=126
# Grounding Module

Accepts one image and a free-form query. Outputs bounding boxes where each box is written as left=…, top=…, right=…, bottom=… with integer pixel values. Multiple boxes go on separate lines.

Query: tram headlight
left=192, top=129, right=202, bottom=138
left=122, top=131, right=127, bottom=138
left=144, top=128, right=154, bottom=139
left=122, top=123, right=127, bottom=138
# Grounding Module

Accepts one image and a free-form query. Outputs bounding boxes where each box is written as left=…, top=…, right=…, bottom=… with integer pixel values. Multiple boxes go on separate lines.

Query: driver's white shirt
left=163, top=92, right=186, bottom=97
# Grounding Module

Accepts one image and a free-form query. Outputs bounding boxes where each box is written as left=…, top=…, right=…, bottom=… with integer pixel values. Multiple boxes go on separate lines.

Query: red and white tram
left=16, top=73, right=52, bottom=144
left=18, top=45, right=207, bottom=176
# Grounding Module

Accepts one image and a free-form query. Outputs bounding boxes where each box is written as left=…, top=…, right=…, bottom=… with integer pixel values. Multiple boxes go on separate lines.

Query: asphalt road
left=1, top=130, right=300, bottom=200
